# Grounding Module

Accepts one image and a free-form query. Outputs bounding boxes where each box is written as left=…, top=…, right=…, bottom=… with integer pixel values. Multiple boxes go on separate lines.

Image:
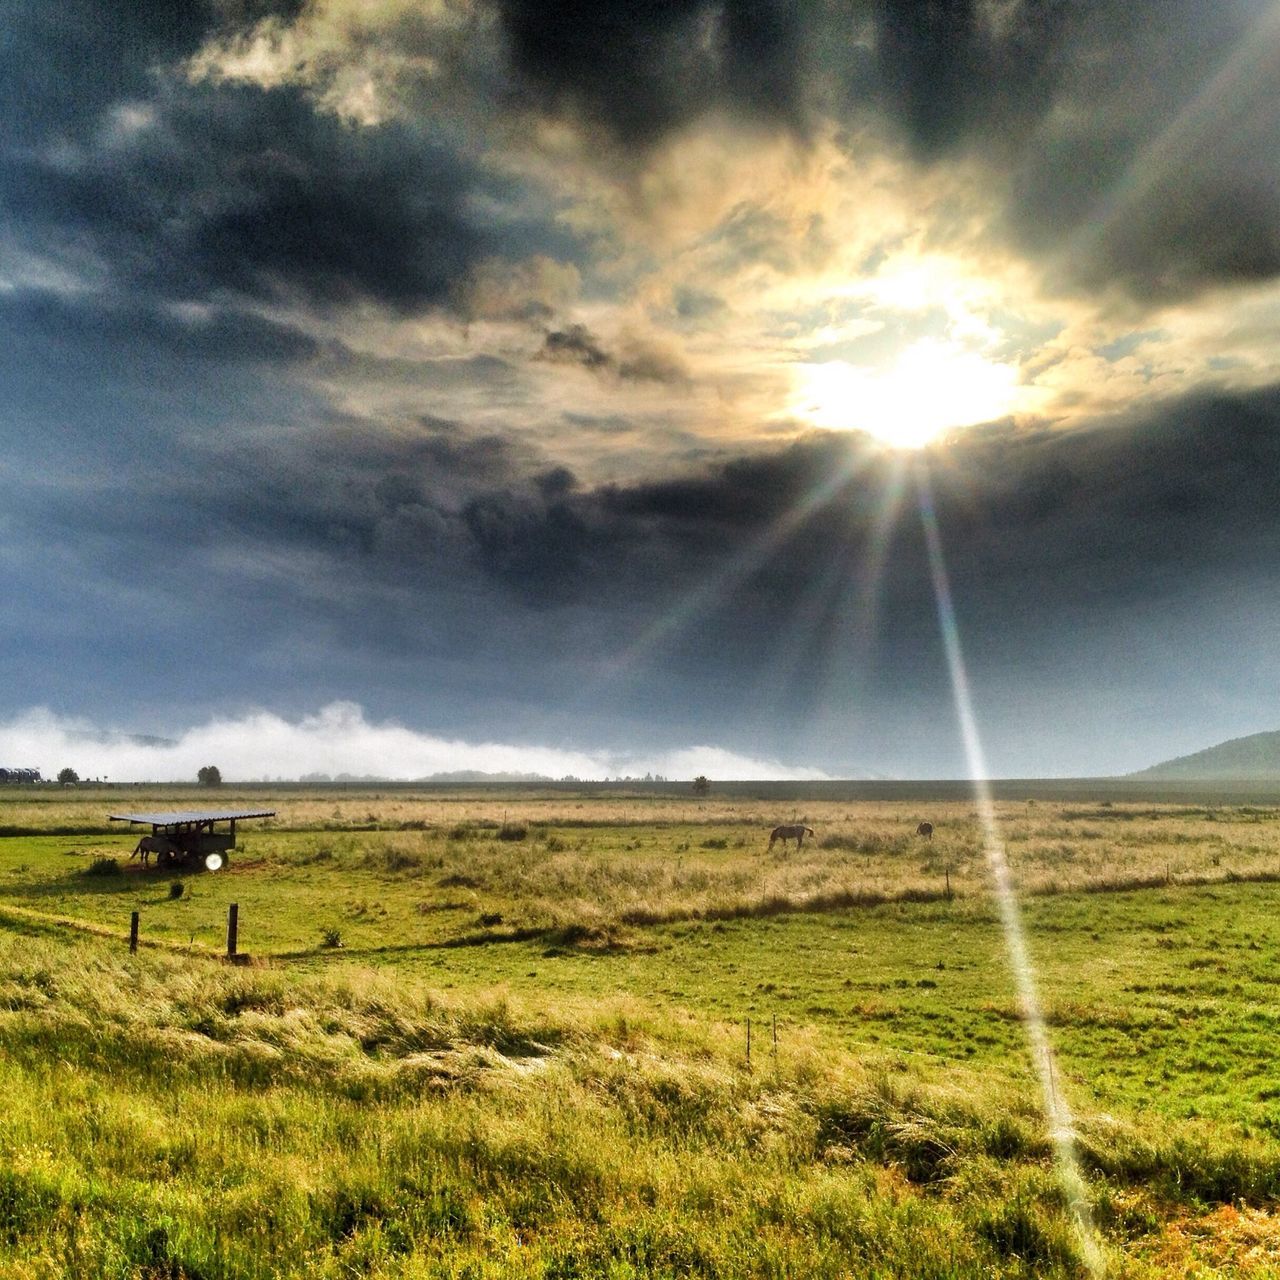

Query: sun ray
left=1063, top=3, right=1280, bottom=267
left=752, top=452, right=909, bottom=727
left=914, top=459, right=1105, bottom=1277
left=561, top=440, right=912, bottom=757
left=601, top=443, right=878, bottom=682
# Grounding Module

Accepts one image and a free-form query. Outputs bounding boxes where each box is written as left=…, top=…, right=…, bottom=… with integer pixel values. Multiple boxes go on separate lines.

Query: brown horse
left=132, top=834, right=176, bottom=867
left=769, top=824, right=814, bottom=851
left=916, top=821, right=934, bottom=840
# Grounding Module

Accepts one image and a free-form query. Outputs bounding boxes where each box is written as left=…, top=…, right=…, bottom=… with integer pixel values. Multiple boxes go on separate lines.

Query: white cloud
left=0, top=702, right=826, bottom=782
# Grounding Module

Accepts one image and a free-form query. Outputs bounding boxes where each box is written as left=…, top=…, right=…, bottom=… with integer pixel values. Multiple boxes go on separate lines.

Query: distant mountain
left=1129, top=731, right=1280, bottom=779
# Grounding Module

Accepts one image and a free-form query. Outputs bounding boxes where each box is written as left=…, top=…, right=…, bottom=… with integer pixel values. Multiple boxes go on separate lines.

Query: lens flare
left=915, top=459, right=1105, bottom=1277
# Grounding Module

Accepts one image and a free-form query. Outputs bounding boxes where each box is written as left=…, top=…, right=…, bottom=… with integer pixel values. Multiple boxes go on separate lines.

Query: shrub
left=319, top=927, right=343, bottom=949
left=497, top=823, right=528, bottom=842
left=363, top=846, right=423, bottom=873
left=83, top=857, right=119, bottom=877
left=439, top=872, right=481, bottom=889
left=168, top=882, right=184, bottom=900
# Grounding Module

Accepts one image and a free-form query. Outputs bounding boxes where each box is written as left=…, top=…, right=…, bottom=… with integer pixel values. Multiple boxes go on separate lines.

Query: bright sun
left=793, top=340, right=1024, bottom=449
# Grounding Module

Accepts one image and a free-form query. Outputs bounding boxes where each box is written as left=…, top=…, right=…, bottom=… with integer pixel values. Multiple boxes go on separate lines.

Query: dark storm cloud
left=856, top=0, right=1280, bottom=304
left=52, top=376, right=1276, bottom=673
left=8, top=370, right=1280, bottom=768
left=4, top=85, right=490, bottom=313
left=494, top=0, right=805, bottom=147
left=1, top=1, right=584, bottom=323
left=994, top=3, right=1280, bottom=304
left=13, top=0, right=1270, bottom=316
left=485, top=0, right=1280, bottom=305
left=1, top=1, right=213, bottom=145
left=206, top=421, right=542, bottom=563
left=866, top=0, right=1071, bottom=158
left=36, top=381, right=1279, bottom=642
left=922, top=391, right=1280, bottom=597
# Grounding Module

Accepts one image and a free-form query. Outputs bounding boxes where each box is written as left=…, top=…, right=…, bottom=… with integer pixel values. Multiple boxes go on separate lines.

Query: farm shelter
left=109, top=808, right=275, bottom=870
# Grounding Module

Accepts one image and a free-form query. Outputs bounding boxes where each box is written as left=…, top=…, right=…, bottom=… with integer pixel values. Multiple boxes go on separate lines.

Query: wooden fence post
left=227, top=903, right=239, bottom=959
left=129, top=910, right=139, bottom=954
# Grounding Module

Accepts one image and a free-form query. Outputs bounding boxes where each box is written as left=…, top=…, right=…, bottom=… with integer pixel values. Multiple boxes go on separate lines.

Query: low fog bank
left=0, top=702, right=828, bottom=784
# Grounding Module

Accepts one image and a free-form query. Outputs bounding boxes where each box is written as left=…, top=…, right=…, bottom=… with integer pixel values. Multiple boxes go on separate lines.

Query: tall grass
left=6, top=793, right=1280, bottom=963
left=2, top=929, right=1276, bottom=1276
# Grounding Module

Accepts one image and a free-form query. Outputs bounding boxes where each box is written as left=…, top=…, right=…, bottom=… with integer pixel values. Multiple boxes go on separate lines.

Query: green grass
left=5, top=785, right=1280, bottom=1275
left=3, top=927, right=1280, bottom=1278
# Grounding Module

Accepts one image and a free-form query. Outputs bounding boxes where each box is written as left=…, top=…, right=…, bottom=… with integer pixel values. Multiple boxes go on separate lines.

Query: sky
left=2, top=0, right=1280, bottom=781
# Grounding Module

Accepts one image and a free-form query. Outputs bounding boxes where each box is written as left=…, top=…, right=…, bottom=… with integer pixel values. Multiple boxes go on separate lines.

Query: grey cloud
left=863, top=0, right=1072, bottom=159
left=0, top=288, right=321, bottom=365
left=4, top=85, right=491, bottom=314
left=617, top=340, right=690, bottom=385
left=484, top=0, right=1280, bottom=306
left=1041, top=173, right=1280, bottom=305
left=7, top=380, right=1280, bottom=771
left=2, top=1, right=589, bottom=330
left=492, top=0, right=806, bottom=149
left=91, top=381, right=1280, bottom=637
left=20, top=0, right=1268, bottom=317
left=537, top=325, right=691, bottom=384
left=539, top=324, right=612, bottom=371
left=981, top=1, right=1280, bottom=303
left=1, top=2, right=214, bottom=146
left=672, top=287, right=728, bottom=322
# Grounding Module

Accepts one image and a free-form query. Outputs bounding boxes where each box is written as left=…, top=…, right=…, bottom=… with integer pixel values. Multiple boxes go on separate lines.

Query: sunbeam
left=599, top=441, right=888, bottom=687
left=749, top=451, right=910, bottom=725
left=914, top=460, right=1106, bottom=1277
left=1062, top=2, right=1280, bottom=270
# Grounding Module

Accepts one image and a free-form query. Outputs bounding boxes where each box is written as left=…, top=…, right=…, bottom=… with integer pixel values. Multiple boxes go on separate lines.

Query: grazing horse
left=768, top=824, right=814, bottom=851
left=916, top=821, right=934, bottom=840
left=131, top=835, right=174, bottom=867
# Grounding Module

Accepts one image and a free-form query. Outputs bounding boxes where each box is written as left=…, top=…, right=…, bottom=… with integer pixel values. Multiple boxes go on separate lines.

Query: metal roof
left=109, top=809, right=276, bottom=826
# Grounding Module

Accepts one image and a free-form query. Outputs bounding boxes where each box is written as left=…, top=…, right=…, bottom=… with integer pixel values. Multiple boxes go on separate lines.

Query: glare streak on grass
left=918, top=466, right=1105, bottom=1277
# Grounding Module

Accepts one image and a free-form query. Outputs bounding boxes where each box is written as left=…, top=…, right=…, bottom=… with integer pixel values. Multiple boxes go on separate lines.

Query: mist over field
left=0, top=702, right=828, bottom=783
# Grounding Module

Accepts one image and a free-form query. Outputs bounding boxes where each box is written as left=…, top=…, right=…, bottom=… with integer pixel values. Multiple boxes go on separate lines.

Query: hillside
left=1130, top=729, right=1280, bottom=779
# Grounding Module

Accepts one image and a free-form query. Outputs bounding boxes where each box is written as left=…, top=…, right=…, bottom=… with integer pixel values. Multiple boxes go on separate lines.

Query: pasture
left=2, top=783, right=1280, bottom=1276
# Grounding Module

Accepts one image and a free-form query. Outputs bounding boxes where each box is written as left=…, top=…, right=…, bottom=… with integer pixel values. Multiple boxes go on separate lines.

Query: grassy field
left=3, top=783, right=1280, bottom=1276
